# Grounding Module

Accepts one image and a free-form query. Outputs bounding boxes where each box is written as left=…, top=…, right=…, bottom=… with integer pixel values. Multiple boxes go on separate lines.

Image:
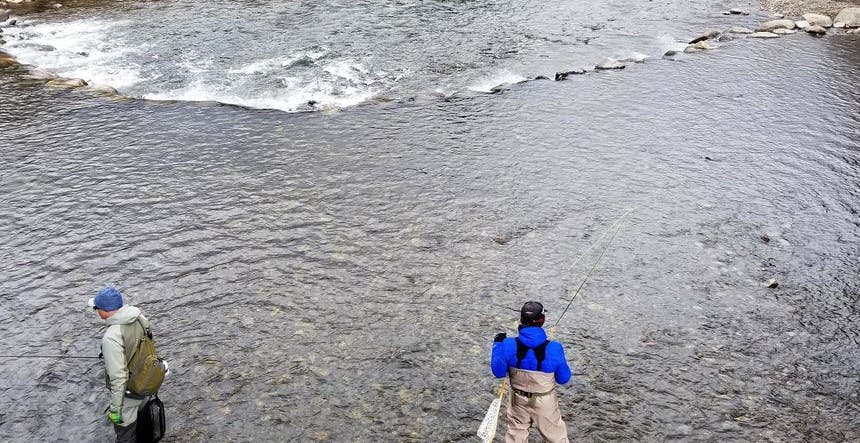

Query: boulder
left=795, top=20, right=810, bottom=29
left=689, top=30, right=720, bottom=44
left=756, top=19, right=795, bottom=32
left=833, top=7, right=860, bottom=28
left=728, top=26, right=754, bottom=34
left=748, top=31, right=781, bottom=38
left=594, top=60, right=625, bottom=70
left=802, top=13, right=832, bottom=28
left=46, top=78, right=88, bottom=88
left=773, top=29, right=796, bottom=35
left=805, top=25, right=827, bottom=35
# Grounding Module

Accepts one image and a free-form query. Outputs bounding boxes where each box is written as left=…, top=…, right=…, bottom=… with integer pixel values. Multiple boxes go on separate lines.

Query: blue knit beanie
left=91, top=287, right=124, bottom=311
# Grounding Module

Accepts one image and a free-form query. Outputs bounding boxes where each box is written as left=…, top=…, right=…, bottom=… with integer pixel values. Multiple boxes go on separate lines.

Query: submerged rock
left=729, top=26, right=754, bottom=34
left=802, top=13, right=832, bottom=28
left=729, top=8, right=750, bottom=15
left=773, top=28, right=796, bottom=35
left=757, top=19, right=796, bottom=32
left=594, top=60, right=625, bottom=70
left=805, top=25, right=827, bottom=35
left=833, top=7, right=860, bottom=28
left=46, top=78, right=88, bottom=88
left=748, top=32, right=781, bottom=38
left=765, top=278, right=779, bottom=289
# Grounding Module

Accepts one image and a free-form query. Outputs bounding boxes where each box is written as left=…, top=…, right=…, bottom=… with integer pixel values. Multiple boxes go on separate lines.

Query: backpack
left=123, top=318, right=166, bottom=396
left=136, top=394, right=166, bottom=443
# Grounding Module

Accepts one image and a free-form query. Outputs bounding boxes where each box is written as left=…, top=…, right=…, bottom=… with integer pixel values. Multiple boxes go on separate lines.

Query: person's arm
left=102, top=329, right=128, bottom=414
left=551, top=342, right=572, bottom=384
left=490, top=336, right=510, bottom=378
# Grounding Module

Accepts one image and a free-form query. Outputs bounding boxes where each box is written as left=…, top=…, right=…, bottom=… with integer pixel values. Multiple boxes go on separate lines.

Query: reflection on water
left=1, top=10, right=859, bottom=443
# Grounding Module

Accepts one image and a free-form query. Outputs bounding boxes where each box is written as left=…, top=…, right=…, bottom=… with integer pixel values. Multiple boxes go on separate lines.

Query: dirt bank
left=760, top=0, right=859, bottom=16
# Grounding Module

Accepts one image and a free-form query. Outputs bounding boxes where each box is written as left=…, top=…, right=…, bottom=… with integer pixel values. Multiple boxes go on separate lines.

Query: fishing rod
left=0, top=355, right=100, bottom=359
left=553, top=209, right=631, bottom=329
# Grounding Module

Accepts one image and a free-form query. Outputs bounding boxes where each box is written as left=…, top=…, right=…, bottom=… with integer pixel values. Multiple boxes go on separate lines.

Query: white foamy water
left=468, top=71, right=530, bottom=93
left=3, top=18, right=147, bottom=89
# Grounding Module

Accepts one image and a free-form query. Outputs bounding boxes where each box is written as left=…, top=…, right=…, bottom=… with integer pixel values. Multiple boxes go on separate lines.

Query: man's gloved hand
left=108, top=411, right=123, bottom=425
left=494, top=332, right=507, bottom=343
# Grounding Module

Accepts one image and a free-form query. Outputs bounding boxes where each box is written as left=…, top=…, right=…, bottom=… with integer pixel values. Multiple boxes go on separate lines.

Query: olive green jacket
left=101, top=305, right=150, bottom=412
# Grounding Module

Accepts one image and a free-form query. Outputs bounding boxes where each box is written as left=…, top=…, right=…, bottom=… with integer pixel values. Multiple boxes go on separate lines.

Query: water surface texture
left=1, top=1, right=859, bottom=442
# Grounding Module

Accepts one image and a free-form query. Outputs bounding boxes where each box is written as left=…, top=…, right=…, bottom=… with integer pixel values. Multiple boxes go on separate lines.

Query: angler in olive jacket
left=89, top=287, right=150, bottom=442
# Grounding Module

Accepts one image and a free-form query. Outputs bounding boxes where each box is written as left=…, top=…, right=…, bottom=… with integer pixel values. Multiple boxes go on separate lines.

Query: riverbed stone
left=757, top=19, right=795, bottom=32
left=46, top=78, right=88, bottom=88
left=805, top=25, right=827, bottom=35
left=748, top=31, right=781, bottom=38
left=728, top=26, right=754, bottom=34
left=595, top=60, right=625, bottom=70
left=833, top=7, right=860, bottom=28
left=684, top=41, right=715, bottom=52
left=689, top=30, right=720, bottom=44
left=795, top=20, right=810, bottom=29
left=773, top=28, right=796, bottom=35
left=802, top=13, right=832, bottom=28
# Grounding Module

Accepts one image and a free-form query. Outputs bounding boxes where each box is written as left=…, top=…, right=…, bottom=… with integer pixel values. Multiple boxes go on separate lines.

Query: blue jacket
left=491, top=326, right=572, bottom=384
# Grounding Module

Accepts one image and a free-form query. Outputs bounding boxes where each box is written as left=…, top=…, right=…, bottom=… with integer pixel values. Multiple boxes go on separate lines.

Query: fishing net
left=476, top=398, right=501, bottom=443
left=477, top=379, right=506, bottom=443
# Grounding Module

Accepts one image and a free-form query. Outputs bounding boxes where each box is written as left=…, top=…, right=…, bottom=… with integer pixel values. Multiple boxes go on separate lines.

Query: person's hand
left=108, top=411, right=123, bottom=424
left=494, top=332, right=506, bottom=343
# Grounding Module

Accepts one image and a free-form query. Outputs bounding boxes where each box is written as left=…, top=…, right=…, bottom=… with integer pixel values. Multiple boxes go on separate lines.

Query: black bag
left=136, top=394, right=166, bottom=443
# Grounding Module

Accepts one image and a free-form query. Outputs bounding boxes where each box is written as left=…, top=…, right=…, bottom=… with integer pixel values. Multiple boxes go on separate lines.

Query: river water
left=0, top=0, right=858, bottom=442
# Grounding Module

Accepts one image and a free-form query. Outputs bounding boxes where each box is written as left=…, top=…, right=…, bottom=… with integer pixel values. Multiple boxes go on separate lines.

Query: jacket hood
left=104, top=304, right=140, bottom=325
left=517, top=326, right=547, bottom=347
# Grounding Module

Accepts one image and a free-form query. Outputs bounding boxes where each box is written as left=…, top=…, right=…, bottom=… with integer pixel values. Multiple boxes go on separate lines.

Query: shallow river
left=0, top=1, right=858, bottom=442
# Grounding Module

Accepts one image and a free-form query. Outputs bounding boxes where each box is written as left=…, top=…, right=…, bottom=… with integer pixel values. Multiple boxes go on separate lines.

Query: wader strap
left=514, top=338, right=549, bottom=371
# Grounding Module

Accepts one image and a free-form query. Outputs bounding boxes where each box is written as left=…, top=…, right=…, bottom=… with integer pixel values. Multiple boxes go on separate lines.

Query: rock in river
left=833, top=7, right=860, bottom=28
left=772, top=28, right=796, bottom=35
left=689, top=30, right=720, bottom=44
left=756, top=19, right=796, bottom=32
left=729, top=26, right=754, bottom=34
left=46, top=78, right=88, bottom=88
left=802, top=13, right=832, bottom=28
left=805, top=25, right=827, bottom=35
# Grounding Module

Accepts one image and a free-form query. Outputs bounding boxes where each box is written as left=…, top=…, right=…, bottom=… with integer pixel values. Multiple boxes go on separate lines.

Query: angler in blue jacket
left=491, top=301, right=571, bottom=443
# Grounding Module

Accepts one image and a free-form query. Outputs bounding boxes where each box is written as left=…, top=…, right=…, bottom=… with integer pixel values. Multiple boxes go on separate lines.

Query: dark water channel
left=1, top=2, right=859, bottom=442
